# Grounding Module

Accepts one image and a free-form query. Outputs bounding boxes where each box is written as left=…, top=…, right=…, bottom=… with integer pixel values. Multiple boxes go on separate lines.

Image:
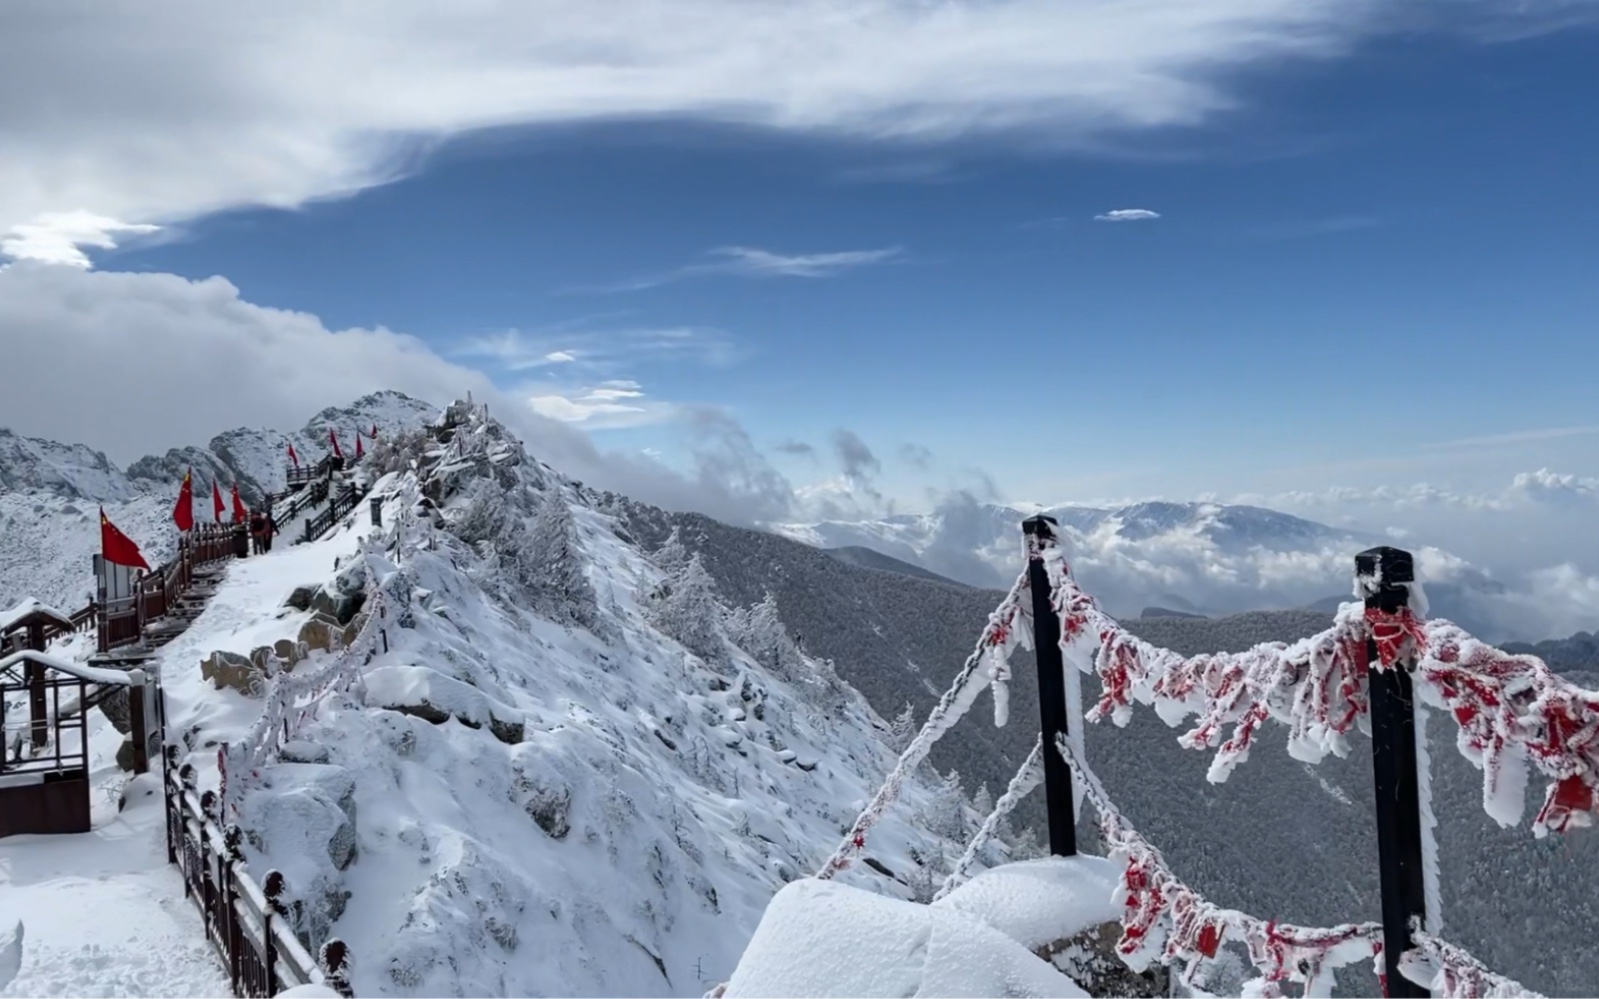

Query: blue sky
left=2, top=2, right=1596, bottom=524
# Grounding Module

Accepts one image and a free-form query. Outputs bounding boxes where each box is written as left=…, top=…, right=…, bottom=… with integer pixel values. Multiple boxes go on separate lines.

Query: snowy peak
left=0, top=427, right=132, bottom=502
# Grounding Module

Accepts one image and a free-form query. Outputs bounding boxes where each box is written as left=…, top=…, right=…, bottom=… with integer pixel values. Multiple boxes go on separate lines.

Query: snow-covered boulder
left=364, top=664, right=525, bottom=745
left=932, top=857, right=1165, bottom=997
left=723, top=878, right=1088, bottom=998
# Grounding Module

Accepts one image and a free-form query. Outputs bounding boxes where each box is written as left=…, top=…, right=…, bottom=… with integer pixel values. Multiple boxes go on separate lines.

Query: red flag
left=231, top=483, right=248, bottom=523
left=172, top=468, right=194, bottom=533
left=212, top=480, right=225, bottom=523
left=370, top=422, right=378, bottom=440
left=329, top=428, right=343, bottom=459
left=101, top=508, right=150, bottom=571
left=287, top=442, right=299, bottom=468
left=354, top=434, right=364, bottom=460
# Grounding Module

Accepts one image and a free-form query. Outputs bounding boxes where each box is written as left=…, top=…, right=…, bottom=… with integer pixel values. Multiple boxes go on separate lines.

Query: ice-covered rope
left=814, top=570, right=1031, bottom=879
left=220, top=480, right=424, bottom=817
left=934, top=735, right=1044, bottom=900
left=1401, top=930, right=1545, bottom=999
left=1050, top=732, right=1383, bottom=998
left=1043, top=548, right=1599, bottom=838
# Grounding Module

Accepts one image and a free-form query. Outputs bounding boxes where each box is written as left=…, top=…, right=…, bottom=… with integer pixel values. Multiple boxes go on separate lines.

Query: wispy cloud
left=1424, top=425, right=1599, bottom=449
left=456, top=325, right=741, bottom=374
left=8, top=2, right=1597, bottom=258
left=899, top=443, right=935, bottom=470
left=526, top=378, right=681, bottom=429
left=1094, top=208, right=1161, bottom=222
left=590, top=245, right=905, bottom=293
left=775, top=440, right=818, bottom=459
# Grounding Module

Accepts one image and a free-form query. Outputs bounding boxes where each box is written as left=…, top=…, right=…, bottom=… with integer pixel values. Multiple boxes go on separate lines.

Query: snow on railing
left=220, top=475, right=426, bottom=819
left=1048, top=732, right=1545, bottom=999
left=814, top=569, right=1031, bottom=879
left=1039, top=545, right=1599, bottom=838
left=934, top=735, right=1043, bottom=900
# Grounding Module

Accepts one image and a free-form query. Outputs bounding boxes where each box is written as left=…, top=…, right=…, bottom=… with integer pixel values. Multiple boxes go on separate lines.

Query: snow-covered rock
left=0, top=922, right=21, bottom=993
left=722, top=878, right=1088, bottom=998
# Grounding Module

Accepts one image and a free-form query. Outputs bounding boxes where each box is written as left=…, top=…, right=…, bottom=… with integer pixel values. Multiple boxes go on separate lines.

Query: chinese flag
left=173, top=468, right=194, bottom=532
left=329, top=428, right=343, bottom=459
left=231, top=483, right=248, bottom=523
left=354, top=434, right=364, bottom=460
left=287, top=442, right=299, bottom=468
left=212, top=480, right=225, bottom=523
left=101, top=508, right=150, bottom=571
left=370, top=422, right=378, bottom=440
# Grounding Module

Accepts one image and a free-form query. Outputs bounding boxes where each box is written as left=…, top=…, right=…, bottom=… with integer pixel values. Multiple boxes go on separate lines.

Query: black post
left=370, top=495, right=383, bottom=528
left=1022, top=515, right=1077, bottom=857
left=1357, top=546, right=1430, bottom=998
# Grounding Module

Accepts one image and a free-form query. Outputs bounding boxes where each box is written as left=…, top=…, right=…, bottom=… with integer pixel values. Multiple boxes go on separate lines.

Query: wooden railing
left=301, top=482, right=363, bottom=544
left=165, top=749, right=353, bottom=998
left=92, top=524, right=242, bottom=656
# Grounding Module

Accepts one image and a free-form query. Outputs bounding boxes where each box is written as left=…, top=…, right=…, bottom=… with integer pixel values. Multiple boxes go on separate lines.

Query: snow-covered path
left=0, top=506, right=376, bottom=998
left=0, top=764, right=227, bottom=997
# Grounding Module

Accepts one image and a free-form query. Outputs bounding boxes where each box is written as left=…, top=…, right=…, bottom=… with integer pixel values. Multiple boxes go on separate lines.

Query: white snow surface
left=723, top=877, right=1089, bottom=998
left=0, top=922, right=20, bottom=993
left=931, top=856, right=1121, bottom=953
left=0, top=766, right=228, bottom=997
left=5, top=404, right=976, bottom=998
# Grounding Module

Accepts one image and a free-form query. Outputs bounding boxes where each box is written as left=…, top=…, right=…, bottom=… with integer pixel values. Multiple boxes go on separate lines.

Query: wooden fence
left=302, top=482, right=363, bottom=544
left=80, top=525, right=242, bottom=656
left=165, top=747, right=353, bottom=998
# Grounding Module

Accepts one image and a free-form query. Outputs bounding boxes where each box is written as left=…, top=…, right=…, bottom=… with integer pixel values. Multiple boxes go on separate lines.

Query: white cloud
left=2, top=211, right=161, bottom=267
left=1425, top=425, right=1599, bottom=449
left=592, top=245, right=904, bottom=292
left=527, top=378, right=682, bottom=429
left=0, top=262, right=802, bottom=526
left=6, top=0, right=1512, bottom=257
left=457, top=326, right=739, bottom=373
left=707, top=246, right=903, bottom=278
left=1094, top=208, right=1162, bottom=222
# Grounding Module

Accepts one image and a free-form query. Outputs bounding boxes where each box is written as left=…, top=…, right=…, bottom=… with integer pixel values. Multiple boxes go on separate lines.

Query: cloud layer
left=0, top=263, right=801, bottom=526
left=0, top=0, right=1468, bottom=260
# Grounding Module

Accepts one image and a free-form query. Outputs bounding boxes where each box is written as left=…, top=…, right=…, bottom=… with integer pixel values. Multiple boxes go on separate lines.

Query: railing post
left=1022, top=515, right=1077, bottom=857
left=1357, top=546, right=1430, bottom=998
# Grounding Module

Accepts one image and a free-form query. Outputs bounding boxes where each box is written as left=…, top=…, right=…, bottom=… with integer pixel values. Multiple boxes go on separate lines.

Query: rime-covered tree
left=922, top=769, right=970, bottom=843
left=452, top=479, right=510, bottom=547
left=520, top=487, right=600, bottom=630
left=652, top=526, right=691, bottom=575
left=887, top=702, right=917, bottom=753
left=727, top=591, right=804, bottom=681
left=650, top=553, right=725, bottom=664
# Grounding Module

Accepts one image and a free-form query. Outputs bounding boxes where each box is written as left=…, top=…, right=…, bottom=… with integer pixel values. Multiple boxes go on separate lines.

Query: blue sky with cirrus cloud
left=0, top=0, right=1596, bottom=597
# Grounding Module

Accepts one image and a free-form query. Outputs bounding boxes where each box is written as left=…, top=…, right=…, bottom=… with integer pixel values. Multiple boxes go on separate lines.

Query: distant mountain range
left=0, top=390, right=437, bottom=613
left=776, top=497, right=1531, bottom=640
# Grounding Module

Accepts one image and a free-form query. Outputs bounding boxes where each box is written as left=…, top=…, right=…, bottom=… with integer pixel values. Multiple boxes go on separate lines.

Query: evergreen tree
left=653, top=527, right=691, bottom=575
left=887, top=702, right=917, bottom=753
left=923, top=769, right=970, bottom=843
left=522, top=487, right=600, bottom=629
left=651, top=553, right=725, bottom=663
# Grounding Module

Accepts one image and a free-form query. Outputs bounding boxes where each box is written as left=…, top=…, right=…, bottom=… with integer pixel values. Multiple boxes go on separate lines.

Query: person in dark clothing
left=263, top=509, right=277, bottom=553
left=249, top=511, right=266, bottom=555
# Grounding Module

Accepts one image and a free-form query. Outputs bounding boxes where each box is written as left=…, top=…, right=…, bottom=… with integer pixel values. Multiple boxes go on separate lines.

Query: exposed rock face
left=1037, top=923, right=1168, bottom=998
left=284, top=585, right=318, bottom=612
left=201, top=650, right=264, bottom=696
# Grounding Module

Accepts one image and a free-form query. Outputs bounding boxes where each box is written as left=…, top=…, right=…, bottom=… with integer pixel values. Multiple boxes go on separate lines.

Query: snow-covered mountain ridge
left=2, top=399, right=997, bottom=998
left=0, top=391, right=438, bottom=613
